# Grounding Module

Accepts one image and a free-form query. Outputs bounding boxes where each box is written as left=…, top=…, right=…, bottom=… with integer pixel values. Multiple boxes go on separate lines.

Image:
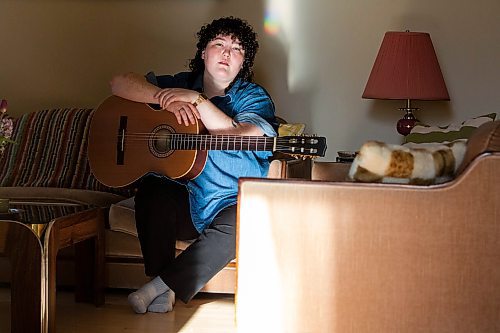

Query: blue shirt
left=147, top=71, right=277, bottom=232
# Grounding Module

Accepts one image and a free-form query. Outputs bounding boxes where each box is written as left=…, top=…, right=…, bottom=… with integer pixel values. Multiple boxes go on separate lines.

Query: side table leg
left=94, top=211, right=106, bottom=306
left=0, top=222, right=43, bottom=333
left=44, top=207, right=106, bottom=333
left=45, top=225, right=59, bottom=333
left=74, top=238, right=105, bottom=305
left=74, top=212, right=105, bottom=306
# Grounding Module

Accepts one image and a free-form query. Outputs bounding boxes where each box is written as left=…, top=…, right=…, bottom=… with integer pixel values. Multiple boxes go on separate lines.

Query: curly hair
left=189, top=17, right=259, bottom=83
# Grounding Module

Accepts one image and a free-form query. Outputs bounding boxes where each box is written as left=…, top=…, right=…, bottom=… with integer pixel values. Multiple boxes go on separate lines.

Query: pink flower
left=0, top=118, right=13, bottom=138
left=0, top=99, right=7, bottom=114
left=0, top=99, right=14, bottom=156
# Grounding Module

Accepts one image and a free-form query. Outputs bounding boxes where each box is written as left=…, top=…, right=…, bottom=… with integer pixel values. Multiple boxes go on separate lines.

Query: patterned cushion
left=108, top=196, right=197, bottom=252
left=0, top=108, right=128, bottom=195
left=348, top=140, right=467, bottom=185
left=278, top=123, right=305, bottom=137
left=405, top=113, right=497, bottom=144
left=109, top=197, right=137, bottom=236
left=456, top=120, right=500, bottom=174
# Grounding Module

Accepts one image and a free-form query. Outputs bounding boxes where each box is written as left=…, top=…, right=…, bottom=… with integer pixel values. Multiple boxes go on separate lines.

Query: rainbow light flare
left=264, top=9, right=281, bottom=35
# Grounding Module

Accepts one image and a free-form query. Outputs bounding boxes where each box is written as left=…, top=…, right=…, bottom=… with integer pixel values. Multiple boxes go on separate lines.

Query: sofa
left=0, top=107, right=312, bottom=294
left=235, top=120, right=500, bottom=332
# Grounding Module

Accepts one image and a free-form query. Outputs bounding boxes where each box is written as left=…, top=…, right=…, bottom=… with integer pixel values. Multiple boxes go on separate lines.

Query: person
left=109, top=16, right=277, bottom=314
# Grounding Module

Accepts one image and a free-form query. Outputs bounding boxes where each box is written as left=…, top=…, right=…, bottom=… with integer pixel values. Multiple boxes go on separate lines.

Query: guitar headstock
left=275, top=135, right=327, bottom=159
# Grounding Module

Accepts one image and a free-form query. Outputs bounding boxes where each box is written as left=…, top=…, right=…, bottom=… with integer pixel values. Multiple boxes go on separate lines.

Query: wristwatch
left=192, top=93, right=208, bottom=107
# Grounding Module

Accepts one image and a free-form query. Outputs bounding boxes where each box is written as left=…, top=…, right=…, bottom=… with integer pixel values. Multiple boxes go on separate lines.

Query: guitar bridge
left=117, top=116, right=127, bottom=165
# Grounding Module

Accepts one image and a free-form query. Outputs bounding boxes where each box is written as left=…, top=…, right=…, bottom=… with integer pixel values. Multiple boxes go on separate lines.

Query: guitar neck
left=170, top=134, right=276, bottom=151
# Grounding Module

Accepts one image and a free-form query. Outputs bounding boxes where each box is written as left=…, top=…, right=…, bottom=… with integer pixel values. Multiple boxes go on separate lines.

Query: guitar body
left=88, top=95, right=207, bottom=188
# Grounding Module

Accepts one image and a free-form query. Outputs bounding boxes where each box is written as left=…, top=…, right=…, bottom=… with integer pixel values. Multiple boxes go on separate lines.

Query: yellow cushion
left=278, top=123, right=305, bottom=137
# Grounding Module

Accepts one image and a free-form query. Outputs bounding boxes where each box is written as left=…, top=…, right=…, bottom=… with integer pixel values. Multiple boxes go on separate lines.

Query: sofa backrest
left=0, top=108, right=129, bottom=196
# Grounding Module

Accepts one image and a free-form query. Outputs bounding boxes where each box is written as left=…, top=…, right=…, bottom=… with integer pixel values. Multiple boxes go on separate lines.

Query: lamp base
left=396, top=108, right=418, bottom=136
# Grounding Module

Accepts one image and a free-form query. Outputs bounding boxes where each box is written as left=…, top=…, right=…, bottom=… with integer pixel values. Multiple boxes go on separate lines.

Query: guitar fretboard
left=169, top=134, right=275, bottom=151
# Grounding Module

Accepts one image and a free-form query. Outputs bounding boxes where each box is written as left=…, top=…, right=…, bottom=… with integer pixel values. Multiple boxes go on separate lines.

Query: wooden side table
left=0, top=201, right=105, bottom=333
left=45, top=206, right=105, bottom=333
left=311, top=161, right=352, bottom=181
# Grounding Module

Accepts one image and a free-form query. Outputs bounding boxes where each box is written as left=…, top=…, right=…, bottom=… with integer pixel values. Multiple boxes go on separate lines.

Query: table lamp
left=362, top=31, right=450, bottom=135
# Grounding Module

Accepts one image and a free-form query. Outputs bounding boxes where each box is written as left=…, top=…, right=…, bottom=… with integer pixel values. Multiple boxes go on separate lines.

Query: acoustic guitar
left=88, top=95, right=327, bottom=188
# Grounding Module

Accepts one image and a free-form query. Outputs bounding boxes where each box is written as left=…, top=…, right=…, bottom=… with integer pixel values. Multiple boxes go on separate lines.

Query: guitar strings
left=115, top=133, right=321, bottom=154
left=118, top=143, right=312, bottom=154
left=117, top=133, right=306, bottom=143
left=117, top=134, right=300, bottom=148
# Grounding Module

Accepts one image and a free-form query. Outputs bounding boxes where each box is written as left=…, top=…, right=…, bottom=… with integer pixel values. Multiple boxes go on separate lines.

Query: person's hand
left=155, top=88, right=198, bottom=110
left=165, top=101, right=201, bottom=126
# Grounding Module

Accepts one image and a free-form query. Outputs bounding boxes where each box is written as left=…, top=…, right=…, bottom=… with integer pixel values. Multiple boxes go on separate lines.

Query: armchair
left=236, top=121, right=500, bottom=332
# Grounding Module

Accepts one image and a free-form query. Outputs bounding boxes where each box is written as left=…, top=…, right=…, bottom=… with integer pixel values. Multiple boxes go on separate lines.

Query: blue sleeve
left=233, top=85, right=278, bottom=137
left=144, top=71, right=192, bottom=110
left=145, top=71, right=159, bottom=86
left=145, top=71, right=191, bottom=89
left=234, top=113, right=277, bottom=137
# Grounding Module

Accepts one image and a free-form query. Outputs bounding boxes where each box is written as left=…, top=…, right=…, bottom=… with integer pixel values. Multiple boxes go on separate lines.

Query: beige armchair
left=236, top=121, right=500, bottom=332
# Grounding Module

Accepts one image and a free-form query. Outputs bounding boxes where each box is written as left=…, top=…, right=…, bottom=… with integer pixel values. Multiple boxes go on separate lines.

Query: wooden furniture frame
left=0, top=201, right=105, bottom=333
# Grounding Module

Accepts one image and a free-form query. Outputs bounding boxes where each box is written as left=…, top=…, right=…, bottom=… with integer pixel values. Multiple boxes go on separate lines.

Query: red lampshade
left=362, top=31, right=450, bottom=101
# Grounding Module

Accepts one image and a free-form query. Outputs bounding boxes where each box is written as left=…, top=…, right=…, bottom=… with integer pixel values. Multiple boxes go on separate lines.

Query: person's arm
left=109, top=72, right=161, bottom=104
left=110, top=72, right=202, bottom=126
left=195, top=89, right=276, bottom=137
left=196, top=98, right=264, bottom=136
left=155, top=89, right=273, bottom=136
left=112, top=73, right=273, bottom=136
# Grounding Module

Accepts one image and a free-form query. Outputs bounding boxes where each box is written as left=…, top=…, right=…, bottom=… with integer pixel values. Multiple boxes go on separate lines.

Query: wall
left=1, top=0, right=499, bottom=160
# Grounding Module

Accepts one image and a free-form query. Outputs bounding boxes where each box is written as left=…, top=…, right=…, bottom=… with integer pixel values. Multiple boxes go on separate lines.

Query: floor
left=0, top=286, right=237, bottom=333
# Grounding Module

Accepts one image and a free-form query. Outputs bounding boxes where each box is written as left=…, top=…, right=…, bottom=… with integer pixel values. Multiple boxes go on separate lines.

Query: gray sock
left=128, top=276, right=169, bottom=314
left=147, top=289, right=176, bottom=313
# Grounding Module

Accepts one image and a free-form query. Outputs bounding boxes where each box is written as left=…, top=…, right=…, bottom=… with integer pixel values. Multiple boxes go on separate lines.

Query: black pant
left=134, top=174, right=237, bottom=303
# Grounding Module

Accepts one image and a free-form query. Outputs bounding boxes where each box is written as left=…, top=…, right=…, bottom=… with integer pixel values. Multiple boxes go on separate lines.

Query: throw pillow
left=278, top=123, right=305, bottom=137
left=405, top=113, right=497, bottom=144
left=348, top=140, right=467, bottom=185
left=108, top=197, right=137, bottom=237
left=108, top=196, right=199, bottom=251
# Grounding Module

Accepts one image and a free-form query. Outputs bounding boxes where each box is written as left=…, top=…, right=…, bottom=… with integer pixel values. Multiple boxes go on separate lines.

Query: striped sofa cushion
left=0, top=108, right=127, bottom=195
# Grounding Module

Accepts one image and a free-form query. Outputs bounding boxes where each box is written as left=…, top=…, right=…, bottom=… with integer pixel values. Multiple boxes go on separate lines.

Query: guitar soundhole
left=149, top=124, right=175, bottom=158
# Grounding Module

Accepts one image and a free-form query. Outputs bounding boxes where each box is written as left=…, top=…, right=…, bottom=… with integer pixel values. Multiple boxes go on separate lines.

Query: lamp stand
left=396, top=99, right=418, bottom=136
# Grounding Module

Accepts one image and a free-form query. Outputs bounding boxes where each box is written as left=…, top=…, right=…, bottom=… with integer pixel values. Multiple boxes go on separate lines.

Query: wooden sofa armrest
left=311, top=161, right=351, bottom=181
left=0, top=187, right=126, bottom=207
left=268, top=158, right=312, bottom=179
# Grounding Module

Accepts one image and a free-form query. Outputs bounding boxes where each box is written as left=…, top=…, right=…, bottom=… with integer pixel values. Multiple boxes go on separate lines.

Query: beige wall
left=1, top=0, right=499, bottom=160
